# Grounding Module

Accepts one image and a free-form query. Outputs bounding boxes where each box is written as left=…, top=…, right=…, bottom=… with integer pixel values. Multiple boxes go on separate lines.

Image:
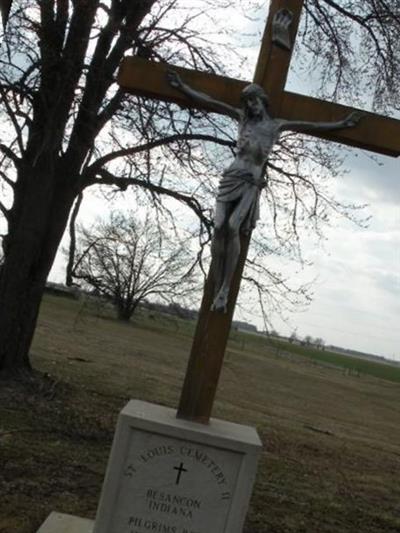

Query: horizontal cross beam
left=118, top=57, right=246, bottom=113
left=118, top=57, right=400, bottom=158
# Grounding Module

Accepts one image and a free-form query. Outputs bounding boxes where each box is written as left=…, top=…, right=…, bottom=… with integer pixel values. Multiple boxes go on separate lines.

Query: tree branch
left=85, top=133, right=234, bottom=176
left=86, top=168, right=212, bottom=231
left=0, top=169, right=15, bottom=189
left=0, top=143, right=21, bottom=167
left=66, top=191, right=83, bottom=287
left=0, top=201, right=10, bottom=220
left=0, top=85, right=25, bottom=154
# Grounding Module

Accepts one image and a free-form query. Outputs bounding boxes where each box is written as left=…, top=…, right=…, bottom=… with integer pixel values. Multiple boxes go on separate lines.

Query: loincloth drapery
left=216, top=169, right=265, bottom=232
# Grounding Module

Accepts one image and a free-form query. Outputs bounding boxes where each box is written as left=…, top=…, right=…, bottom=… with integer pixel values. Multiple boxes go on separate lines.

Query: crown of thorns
left=241, top=84, right=269, bottom=107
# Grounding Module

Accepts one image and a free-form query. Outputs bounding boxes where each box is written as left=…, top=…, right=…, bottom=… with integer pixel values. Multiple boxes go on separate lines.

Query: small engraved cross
left=173, top=462, right=187, bottom=485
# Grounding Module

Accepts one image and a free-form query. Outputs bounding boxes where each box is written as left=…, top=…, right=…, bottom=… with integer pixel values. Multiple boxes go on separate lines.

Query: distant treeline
left=44, top=282, right=258, bottom=333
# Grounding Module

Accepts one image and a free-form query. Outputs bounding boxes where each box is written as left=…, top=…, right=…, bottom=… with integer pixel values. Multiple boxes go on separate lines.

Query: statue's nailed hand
left=343, top=111, right=364, bottom=128
left=167, top=70, right=183, bottom=90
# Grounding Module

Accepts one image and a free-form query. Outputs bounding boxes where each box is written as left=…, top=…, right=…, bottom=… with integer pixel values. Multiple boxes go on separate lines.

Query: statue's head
left=241, top=83, right=269, bottom=117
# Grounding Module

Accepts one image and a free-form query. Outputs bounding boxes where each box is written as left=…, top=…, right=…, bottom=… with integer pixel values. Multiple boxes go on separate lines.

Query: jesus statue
left=167, top=71, right=361, bottom=312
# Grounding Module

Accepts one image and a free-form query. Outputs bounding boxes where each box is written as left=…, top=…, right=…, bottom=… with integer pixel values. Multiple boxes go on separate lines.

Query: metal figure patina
left=167, top=71, right=361, bottom=312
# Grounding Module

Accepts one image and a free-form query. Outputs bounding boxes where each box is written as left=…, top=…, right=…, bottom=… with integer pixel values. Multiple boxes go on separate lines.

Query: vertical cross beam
left=254, top=0, right=305, bottom=112
left=177, top=237, right=251, bottom=423
left=177, top=0, right=304, bottom=423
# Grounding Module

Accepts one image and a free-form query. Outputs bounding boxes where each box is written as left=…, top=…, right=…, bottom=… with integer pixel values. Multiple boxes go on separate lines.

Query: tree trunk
left=0, top=163, right=77, bottom=374
left=116, top=306, right=132, bottom=322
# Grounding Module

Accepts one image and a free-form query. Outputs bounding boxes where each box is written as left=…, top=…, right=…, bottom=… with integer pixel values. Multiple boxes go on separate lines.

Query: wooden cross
left=118, top=0, right=400, bottom=424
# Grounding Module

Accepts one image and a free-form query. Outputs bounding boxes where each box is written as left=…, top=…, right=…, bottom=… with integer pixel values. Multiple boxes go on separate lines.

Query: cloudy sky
left=49, top=1, right=399, bottom=361
left=272, top=152, right=399, bottom=361
left=234, top=1, right=400, bottom=360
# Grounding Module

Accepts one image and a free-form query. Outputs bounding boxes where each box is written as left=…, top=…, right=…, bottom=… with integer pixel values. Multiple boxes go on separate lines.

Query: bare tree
left=304, top=335, right=313, bottom=345
left=300, top=0, right=400, bottom=114
left=0, top=0, right=234, bottom=374
left=70, top=211, right=195, bottom=321
left=0, top=0, right=398, bottom=374
left=314, top=337, right=325, bottom=350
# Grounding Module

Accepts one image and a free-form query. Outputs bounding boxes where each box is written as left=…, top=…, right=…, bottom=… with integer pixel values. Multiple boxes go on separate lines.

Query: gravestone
left=37, top=401, right=261, bottom=533
left=94, top=401, right=261, bottom=533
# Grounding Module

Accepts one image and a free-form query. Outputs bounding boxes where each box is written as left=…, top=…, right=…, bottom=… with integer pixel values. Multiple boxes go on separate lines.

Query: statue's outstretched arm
left=279, top=111, right=363, bottom=133
left=167, top=70, right=241, bottom=121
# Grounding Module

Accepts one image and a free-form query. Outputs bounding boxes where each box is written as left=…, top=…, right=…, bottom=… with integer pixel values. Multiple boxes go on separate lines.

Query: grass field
left=267, top=339, right=400, bottom=384
left=1, top=294, right=399, bottom=533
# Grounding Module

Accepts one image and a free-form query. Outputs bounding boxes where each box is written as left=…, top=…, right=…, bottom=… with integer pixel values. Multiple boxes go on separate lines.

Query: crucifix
left=118, top=0, right=400, bottom=424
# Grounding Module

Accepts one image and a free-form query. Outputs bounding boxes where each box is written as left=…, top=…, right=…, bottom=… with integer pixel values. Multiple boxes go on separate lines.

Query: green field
left=266, top=339, right=400, bottom=384
left=1, top=294, right=399, bottom=533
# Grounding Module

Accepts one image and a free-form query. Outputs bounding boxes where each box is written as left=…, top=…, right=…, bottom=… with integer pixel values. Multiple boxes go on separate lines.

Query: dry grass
left=0, top=294, right=399, bottom=533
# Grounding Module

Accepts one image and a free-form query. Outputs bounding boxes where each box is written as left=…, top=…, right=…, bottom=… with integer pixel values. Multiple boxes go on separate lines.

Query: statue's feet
left=211, top=291, right=228, bottom=313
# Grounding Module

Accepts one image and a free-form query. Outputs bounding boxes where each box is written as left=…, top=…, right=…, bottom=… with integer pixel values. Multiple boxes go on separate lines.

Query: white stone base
left=94, top=400, right=262, bottom=533
left=37, top=400, right=262, bottom=533
left=37, top=512, right=94, bottom=533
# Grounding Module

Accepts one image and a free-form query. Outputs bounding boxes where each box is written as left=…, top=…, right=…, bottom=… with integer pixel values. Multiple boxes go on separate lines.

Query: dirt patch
left=0, top=372, right=123, bottom=533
